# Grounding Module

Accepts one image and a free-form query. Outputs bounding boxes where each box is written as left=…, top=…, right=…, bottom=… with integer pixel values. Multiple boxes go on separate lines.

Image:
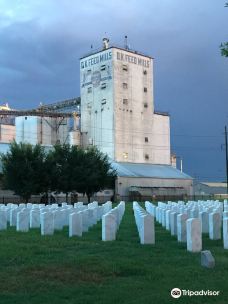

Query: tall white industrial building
left=80, top=39, right=170, bottom=165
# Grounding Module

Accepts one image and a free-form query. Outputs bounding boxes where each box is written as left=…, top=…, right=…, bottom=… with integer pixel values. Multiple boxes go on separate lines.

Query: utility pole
left=225, top=126, right=228, bottom=195
left=180, top=157, right=183, bottom=173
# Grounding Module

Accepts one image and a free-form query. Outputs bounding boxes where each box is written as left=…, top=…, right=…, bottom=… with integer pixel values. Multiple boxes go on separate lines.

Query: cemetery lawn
left=0, top=204, right=228, bottom=304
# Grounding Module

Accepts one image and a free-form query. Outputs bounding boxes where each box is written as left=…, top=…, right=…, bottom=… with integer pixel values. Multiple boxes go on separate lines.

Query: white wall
left=80, top=49, right=114, bottom=158
left=116, top=176, right=193, bottom=196
left=151, top=114, right=170, bottom=164
left=113, top=48, right=155, bottom=163
left=0, top=124, right=15, bottom=143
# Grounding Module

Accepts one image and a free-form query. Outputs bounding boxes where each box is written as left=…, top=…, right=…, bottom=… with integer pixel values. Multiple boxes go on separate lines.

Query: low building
left=112, top=162, right=193, bottom=199
left=194, top=181, right=228, bottom=196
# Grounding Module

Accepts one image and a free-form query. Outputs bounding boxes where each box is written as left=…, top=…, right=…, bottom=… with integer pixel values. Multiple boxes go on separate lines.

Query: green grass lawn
left=0, top=203, right=227, bottom=304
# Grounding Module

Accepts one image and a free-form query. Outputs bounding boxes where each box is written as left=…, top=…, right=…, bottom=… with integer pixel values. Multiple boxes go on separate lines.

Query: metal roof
left=111, top=162, right=192, bottom=180
left=201, top=182, right=227, bottom=188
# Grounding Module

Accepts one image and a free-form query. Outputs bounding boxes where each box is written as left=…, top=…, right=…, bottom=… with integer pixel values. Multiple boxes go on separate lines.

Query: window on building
left=143, top=70, right=147, bottom=75
left=87, top=87, right=92, bottom=93
left=101, top=83, right=106, bottom=89
left=100, top=65, right=106, bottom=71
left=123, top=99, right=128, bottom=105
left=123, top=152, right=128, bottom=159
left=145, top=154, right=149, bottom=160
left=123, top=82, right=128, bottom=89
left=145, top=137, right=148, bottom=143
left=122, top=64, right=128, bottom=71
left=144, top=102, right=148, bottom=108
left=101, top=99, right=107, bottom=105
left=144, top=87, right=147, bottom=93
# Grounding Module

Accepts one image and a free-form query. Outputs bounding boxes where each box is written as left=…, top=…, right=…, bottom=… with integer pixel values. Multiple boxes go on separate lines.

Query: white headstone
left=69, top=212, right=82, bottom=237
left=82, top=210, right=89, bottom=232
left=177, top=213, right=188, bottom=242
left=41, top=212, right=54, bottom=235
left=223, top=218, right=228, bottom=249
left=0, top=210, right=7, bottom=230
left=102, top=213, right=116, bottom=241
left=209, top=212, right=221, bottom=240
left=186, top=218, right=202, bottom=252
left=190, top=209, right=198, bottom=218
left=223, top=211, right=228, bottom=219
left=60, top=209, right=68, bottom=227
left=17, top=211, right=29, bottom=232
left=170, top=212, right=178, bottom=236
left=199, top=211, right=209, bottom=233
left=87, top=209, right=95, bottom=227
left=165, top=210, right=171, bottom=230
left=30, top=209, right=40, bottom=228
left=10, top=207, right=19, bottom=226
left=161, top=209, right=166, bottom=227
left=140, top=214, right=155, bottom=244
left=53, top=210, right=64, bottom=230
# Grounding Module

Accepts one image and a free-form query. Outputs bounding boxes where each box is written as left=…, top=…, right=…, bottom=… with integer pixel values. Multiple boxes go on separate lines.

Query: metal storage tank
left=69, top=130, right=80, bottom=146
left=56, top=117, right=68, bottom=145
left=41, top=117, right=52, bottom=145
left=23, top=116, right=40, bottom=145
left=15, top=116, right=69, bottom=145
left=15, top=116, right=25, bottom=143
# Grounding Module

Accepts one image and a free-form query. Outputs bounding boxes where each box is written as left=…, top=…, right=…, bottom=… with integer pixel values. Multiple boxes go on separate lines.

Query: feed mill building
left=80, top=38, right=193, bottom=198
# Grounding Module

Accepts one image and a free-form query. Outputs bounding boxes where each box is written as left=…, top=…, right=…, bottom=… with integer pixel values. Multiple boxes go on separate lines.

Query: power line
left=0, top=122, right=223, bottom=141
left=0, top=130, right=224, bottom=151
left=80, top=123, right=223, bottom=137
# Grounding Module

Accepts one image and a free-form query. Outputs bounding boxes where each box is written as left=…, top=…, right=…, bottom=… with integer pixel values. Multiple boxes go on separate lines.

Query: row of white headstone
left=0, top=201, right=113, bottom=237
left=133, top=201, right=155, bottom=244
left=102, top=201, right=125, bottom=241
left=145, top=200, right=228, bottom=252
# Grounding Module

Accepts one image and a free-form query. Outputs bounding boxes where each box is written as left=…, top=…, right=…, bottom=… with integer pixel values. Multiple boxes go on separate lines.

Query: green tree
left=76, top=147, right=116, bottom=203
left=1, top=141, right=47, bottom=202
left=69, top=145, right=86, bottom=194
left=46, top=144, right=72, bottom=202
left=220, top=2, right=228, bottom=57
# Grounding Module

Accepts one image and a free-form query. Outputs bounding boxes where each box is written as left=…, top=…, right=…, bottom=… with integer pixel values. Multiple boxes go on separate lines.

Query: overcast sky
left=0, top=0, right=227, bottom=181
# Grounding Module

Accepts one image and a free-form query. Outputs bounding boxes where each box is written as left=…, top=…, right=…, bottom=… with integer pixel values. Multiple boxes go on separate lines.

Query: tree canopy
left=47, top=145, right=116, bottom=202
left=46, top=144, right=72, bottom=201
left=1, top=142, right=116, bottom=203
left=220, top=2, right=228, bottom=57
left=1, top=141, right=47, bottom=202
left=76, top=147, right=116, bottom=202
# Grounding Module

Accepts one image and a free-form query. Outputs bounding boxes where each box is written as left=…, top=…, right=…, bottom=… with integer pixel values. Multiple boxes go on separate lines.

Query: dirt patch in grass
left=0, top=265, right=111, bottom=293
left=24, top=265, right=107, bottom=284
